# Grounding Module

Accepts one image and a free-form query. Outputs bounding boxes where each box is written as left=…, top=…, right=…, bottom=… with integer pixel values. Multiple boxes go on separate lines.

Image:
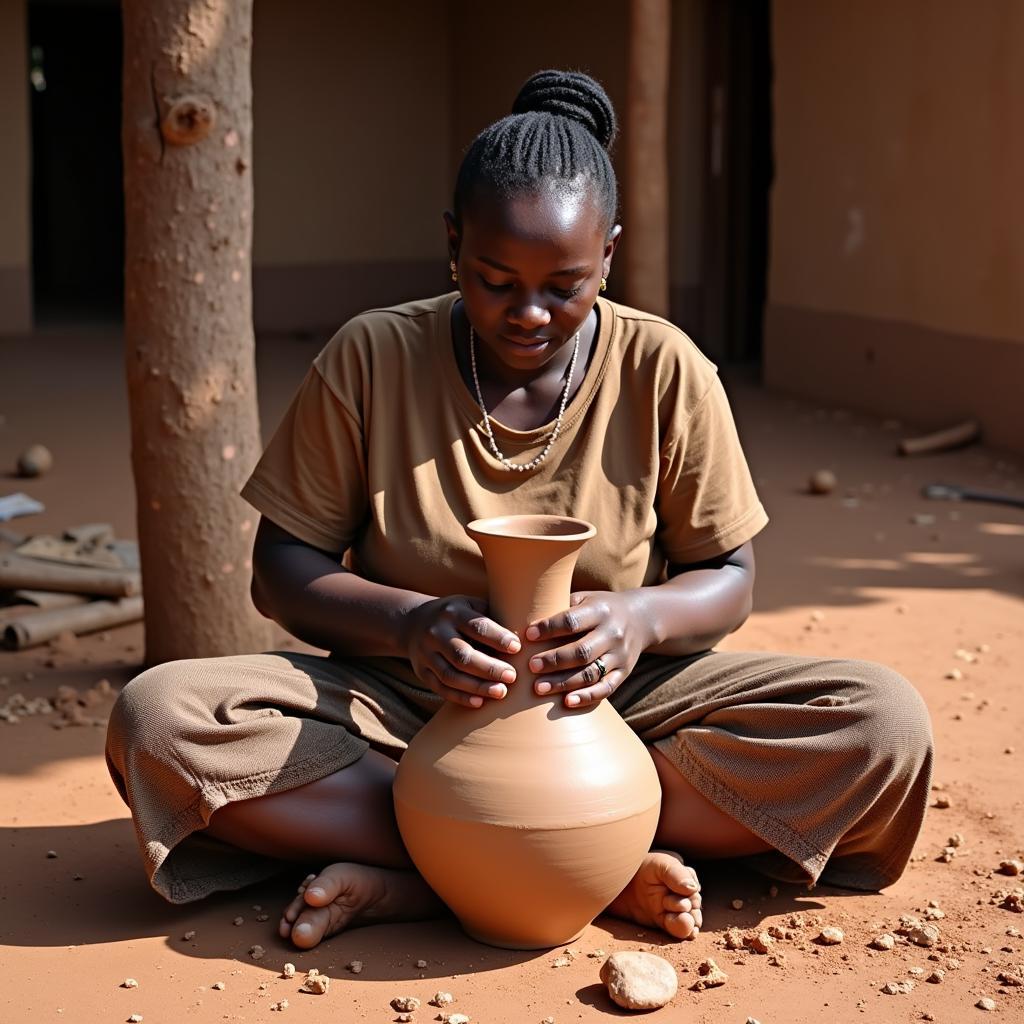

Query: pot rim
left=466, top=514, right=597, bottom=543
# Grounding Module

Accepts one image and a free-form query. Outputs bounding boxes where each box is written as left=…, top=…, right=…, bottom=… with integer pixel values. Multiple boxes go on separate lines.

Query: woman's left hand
left=524, top=591, right=651, bottom=708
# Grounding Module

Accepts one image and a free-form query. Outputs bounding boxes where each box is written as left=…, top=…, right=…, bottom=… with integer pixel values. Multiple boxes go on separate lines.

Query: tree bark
left=123, top=0, right=269, bottom=663
left=624, top=0, right=672, bottom=318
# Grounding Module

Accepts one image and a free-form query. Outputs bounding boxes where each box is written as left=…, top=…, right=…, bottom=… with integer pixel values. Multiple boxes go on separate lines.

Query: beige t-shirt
left=242, top=292, right=768, bottom=599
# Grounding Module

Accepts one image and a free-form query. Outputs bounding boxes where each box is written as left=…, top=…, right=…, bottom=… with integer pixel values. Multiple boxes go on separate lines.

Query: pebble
left=976, top=997, right=996, bottom=1011
left=933, top=794, right=953, bottom=808
left=817, top=927, right=845, bottom=945
left=391, top=997, right=421, bottom=1012
left=46, top=850, right=58, bottom=859
left=908, top=924, right=941, bottom=948
left=600, top=951, right=678, bottom=1010
left=182, top=930, right=196, bottom=941
left=925, top=970, right=945, bottom=983
left=347, top=960, right=363, bottom=974
left=395, top=1016, right=413, bottom=1024
left=808, top=469, right=837, bottom=495
left=415, top=959, right=428, bottom=968
left=212, top=981, right=225, bottom=991
left=282, top=963, right=295, bottom=979
left=128, top=1016, right=144, bottom=1023
left=871, top=934, right=896, bottom=951
left=731, top=899, right=744, bottom=910
left=17, top=443, right=53, bottom=478
left=881, top=980, right=915, bottom=995
left=944, top=668, right=963, bottom=681
left=121, top=979, right=138, bottom=989
left=249, top=944, right=265, bottom=960
left=691, top=957, right=728, bottom=991
left=445, top=1016, right=470, bottom=1024
left=430, top=992, right=454, bottom=1007
left=998, top=859, right=1024, bottom=876
left=232, top=916, right=244, bottom=926
left=304, top=972, right=330, bottom=995
left=744, top=931, right=773, bottom=954
left=271, top=999, right=289, bottom=1011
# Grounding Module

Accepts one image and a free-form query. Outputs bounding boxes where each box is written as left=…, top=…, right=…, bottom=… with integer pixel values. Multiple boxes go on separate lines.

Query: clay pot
left=394, top=514, right=662, bottom=949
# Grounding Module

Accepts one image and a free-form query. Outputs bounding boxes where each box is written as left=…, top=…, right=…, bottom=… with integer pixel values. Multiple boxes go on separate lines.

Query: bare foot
left=279, top=863, right=445, bottom=949
left=606, top=850, right=703, bottom=940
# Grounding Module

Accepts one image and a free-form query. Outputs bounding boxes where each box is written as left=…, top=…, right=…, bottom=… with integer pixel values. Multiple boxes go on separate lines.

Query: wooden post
left=623, top=0, right=672, bottom=318
left=122, top=0, right=270, bottom=663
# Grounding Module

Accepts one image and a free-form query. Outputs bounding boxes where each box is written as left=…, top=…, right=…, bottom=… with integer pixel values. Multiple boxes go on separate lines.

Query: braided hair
left=453, top=69, right=619, bottom=236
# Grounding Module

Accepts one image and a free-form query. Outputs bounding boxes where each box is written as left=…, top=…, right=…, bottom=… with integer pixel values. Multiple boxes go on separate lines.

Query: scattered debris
left=587, top=948, right=607, bottom=958
left=817, top=927, right=845, bottom=945
left=691, top=958, right=728, bottom=991
left=600, top=951, right=678, bottom=1010
left=997, top=967, right=1023, bottom=987
left=270, top=999, right=289, bottom=1011
left=303, top=970, right=329, bottom=995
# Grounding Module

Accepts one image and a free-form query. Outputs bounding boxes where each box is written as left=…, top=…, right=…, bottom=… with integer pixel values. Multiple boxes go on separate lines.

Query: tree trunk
left=122, top=0, right=269, bottom=663
left=623, top=0, right=672, bottom=318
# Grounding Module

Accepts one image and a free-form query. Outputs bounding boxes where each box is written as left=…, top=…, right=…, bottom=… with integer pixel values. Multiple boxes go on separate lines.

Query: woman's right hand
left=404, top=596, right=521, bottom=707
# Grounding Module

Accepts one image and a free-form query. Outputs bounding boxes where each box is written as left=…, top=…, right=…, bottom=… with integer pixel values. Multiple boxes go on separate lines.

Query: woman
left=107, top=70, right=933, bottom=951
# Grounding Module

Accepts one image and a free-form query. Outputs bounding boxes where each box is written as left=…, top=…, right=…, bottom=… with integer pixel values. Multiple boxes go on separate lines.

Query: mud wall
left=767, top=0, right=1024, bottom=452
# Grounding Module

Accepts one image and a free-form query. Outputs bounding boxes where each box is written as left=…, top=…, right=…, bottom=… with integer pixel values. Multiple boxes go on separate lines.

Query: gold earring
left=599, top=277, right=608, bottom=292
left=450, top=260, right=458, bottom=283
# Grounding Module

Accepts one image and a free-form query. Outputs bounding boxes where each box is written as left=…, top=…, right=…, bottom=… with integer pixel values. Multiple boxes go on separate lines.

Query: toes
left=663, top=894, right=692, bottom=914
left=650, top=850, right=700, bottom=895
left=301, top=864, right=351, bottom=908
left=290, top=905, right=333, bottom=949
left=663, top=910, right=697, bottom=940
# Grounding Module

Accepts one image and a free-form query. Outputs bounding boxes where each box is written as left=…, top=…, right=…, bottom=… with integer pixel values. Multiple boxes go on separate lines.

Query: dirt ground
left=1, top=323, right=1022, bottom=1024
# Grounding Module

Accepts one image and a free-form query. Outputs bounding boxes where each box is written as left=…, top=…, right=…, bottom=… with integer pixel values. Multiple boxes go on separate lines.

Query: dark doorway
left=29, top=0, right=123, bottom=320
left=701, top=0, right=773, bottom=366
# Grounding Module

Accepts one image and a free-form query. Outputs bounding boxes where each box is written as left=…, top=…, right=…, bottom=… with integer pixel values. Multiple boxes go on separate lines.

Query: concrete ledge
left=765, top=304, right=1024, bottom=455
left=0, top=266, right=31, bottom=335
left=254, top=260, right=448, bottom=334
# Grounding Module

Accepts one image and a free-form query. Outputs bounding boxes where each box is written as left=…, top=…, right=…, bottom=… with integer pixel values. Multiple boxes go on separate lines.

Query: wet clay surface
left=1, top=326, right=1022, bottom=1022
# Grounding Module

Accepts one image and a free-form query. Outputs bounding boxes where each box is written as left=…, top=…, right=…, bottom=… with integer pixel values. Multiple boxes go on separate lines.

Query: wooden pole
left=122, top=0, right=270, bottom=662
left=623, top=0, right=672, bottom=318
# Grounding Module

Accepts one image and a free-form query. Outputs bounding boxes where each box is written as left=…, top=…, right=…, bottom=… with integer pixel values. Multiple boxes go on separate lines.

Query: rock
left=304, top=972, right=329, bottom=995
left=724, top=927, right=745, bottom=950
left=415, top=959, right=428, bottom=968
left=908, top=924, right=941, bottom=948
left=690, top=958, right=728, bottom=991
left=46, top=850, right=58, bottom=859
left=249, top=944, right=265, bottom=960
left=212, top=981, right=225, bottom=990
left=768, top=953, right=787, bottom=967
left=182, top=930, right=196, bottom=941
left=347, top=960, right=364, bottom=974
left=976, top=997, right=996, bottom=1011
left=926, top=970, right=945, bottom=983
left=871, top=933, right=896, bottom=951
left=933, top=794, right=952, bottom=808
left=271, top=999, right=289, bottom=1011
left=232, top=916, right=244, bottom=926
left=744, top=931, right=773, bottom=954
left=430, top=992, right=454, bottom=1007
left=121, top=979, right=139, bottom=989
left=17, top=444, right=53, bottom=478
left=998, top=859, right=1024, bottom=876
left=444, top=1016, right=470, bottom=1024
left=128, top=1016, right=144, bottom=1023
left=731, top=899, right=744, bottom=910
left=396, top=1016, right=413, bottom=1024
left=600, top=951, right=678, bottom=1009
left=808, top=469, right=837, bottom=495
left=767, top=925, right=796, bottom=940
left=587, top=948, right=607, bottom=958
left=881, top=980, right=915, bottom=995
left=817, top=927, right=844, bottom=945
left=282, top=963, right=295, bottom=979
left=390, top=997, right=421, bottom=1013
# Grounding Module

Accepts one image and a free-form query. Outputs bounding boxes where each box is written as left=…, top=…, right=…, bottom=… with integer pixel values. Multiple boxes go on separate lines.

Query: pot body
left=394, top=515, right=662, bottom=949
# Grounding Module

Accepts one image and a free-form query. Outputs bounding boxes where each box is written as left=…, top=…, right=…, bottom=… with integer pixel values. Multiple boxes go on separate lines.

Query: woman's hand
left=524, top=591, right=652, bottom=708
left=404, top=596, right=521, bottom=708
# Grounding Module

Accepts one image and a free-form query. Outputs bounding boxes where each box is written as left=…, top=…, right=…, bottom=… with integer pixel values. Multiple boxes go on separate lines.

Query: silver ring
left=593, top=657, right=608, bottom=680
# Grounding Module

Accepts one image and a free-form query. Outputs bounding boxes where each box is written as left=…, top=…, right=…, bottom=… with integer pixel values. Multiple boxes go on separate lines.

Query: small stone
left=182, top=930, right=196, bottom=941
left=724, top=927, right=745, bottom=950
left=944, top=668, right=963, bottom=681
left=948, top=833, right=965, bottom=847
left=997, top=968, right=1023, bottom=986
left=768, top=885, right=779, bottom=898
left=744, top=930, right=773, bottom=954
left=690, top=957, right=728, bottom=991
left=304, top=972, right=329, bottom=995
left=976, top=997, right=996, bottom=1010
left=881, top=980, right=915, bottom=995
left=924, top=906, right=946, bottom=920
left=746, top=1019, right=762, bottom=1024
left=541, top=1018, right=555, bottom=1024
left=551, top=955, right=573, bottom=968
left=128, top=1016, right=144, bottom=1023
left=444, top=1016, right=470, bottom=1024
left=271, top=999, right=289, bottom=1011
left=926, top=970, right=945, bottom=983
left=282, top=963, right=295, bottom=979
left=817, top=927, right=845, bottom=945
left=871, top=934, right=896, bottom=951
left=17, top=444, right=53, bottom=478
left=347, top=960, right=363, bottom=974
left=933, top=794, right=952, bottom=808
left=415, top=959, right=428, bottom=968
left=808, top=469, right=837, bottom=495
left=395, top=1015, right=413, bottom=1024
left=249, top=944, right=265, bottom=960
left=232, top=916, right=244, bottom=926
left=212, top=981, right=225, bottom=991
left=430, top=992, right=454, bottom=1007
left=255, top=913, right=269, bottom=922
left=46, top=850, right=58, bottom=859
left=768, top=953, right=787, bottom=968
left=998, top=859, right=1024, bottom=876
left=600, top=951, right=678, bottom=1009
left=121, top=979, right=139, bottom=989
left=587, top=948, right=607, bottom=958
left=391, top=997, right=421, bottom=1013
left=731, top=899, right=744, bottom=910
left=908, top=924, right=941, bottom=948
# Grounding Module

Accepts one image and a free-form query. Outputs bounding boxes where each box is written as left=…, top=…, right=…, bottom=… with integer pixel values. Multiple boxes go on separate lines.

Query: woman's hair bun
left=512, top=69, right=618, bottom=151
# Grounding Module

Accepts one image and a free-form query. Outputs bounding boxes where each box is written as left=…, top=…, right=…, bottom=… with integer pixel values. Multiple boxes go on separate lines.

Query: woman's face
left=446, top=188, right=620, bottom=375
